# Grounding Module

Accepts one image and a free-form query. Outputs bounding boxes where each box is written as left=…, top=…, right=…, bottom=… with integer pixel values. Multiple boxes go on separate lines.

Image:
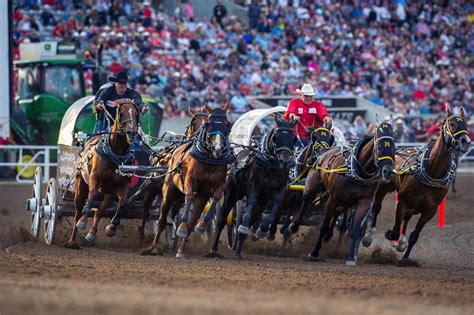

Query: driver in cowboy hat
left=93, top=70, right=148, bottom=134
left=284, top=83, right=332, bottom=147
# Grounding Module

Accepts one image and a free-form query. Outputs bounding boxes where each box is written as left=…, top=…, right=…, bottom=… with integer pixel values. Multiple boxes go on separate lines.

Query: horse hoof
left=105, top=225, right=116, bottom=237
left=288, top=222, right=299, bottom=234
left=267, top=234, right=276, bottom=242
left=238, top=225, right=249, bottom=235
left=385, top=229, right=394, bottom=241
left=397, top=258, right=420, bottom=267
left=362, top=235, right=373, bottom=248
left=194, top=222, right=207, bottom=235
left=345, top=260, right=357, bottom=267
left=396, top=242, right=407, bottom=252
left=255, top=227, right=268, bottom=239
left=140, top=247, right=163, bottom=256
left=76, top=219, right=88, bottom=231
left=204, top=251, right=224, bottom=259
left=176, top=227, right=188, bottom=238
left=176, top=252, right=186, bottom=259
left=63, top=242, right=81, bottom=250
left=85, top=232, right=96, bottom=243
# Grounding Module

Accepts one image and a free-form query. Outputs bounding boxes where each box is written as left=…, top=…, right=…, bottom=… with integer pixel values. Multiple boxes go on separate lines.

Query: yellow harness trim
left=377, top=156, right=394, bottom=163
left=314, top=165, right=348, bottom=173
left=394, top=165, right=417, bottom=175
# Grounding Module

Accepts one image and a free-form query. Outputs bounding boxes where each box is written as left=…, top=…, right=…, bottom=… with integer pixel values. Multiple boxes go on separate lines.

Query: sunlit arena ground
left=0, top=174, right=473, bottom=315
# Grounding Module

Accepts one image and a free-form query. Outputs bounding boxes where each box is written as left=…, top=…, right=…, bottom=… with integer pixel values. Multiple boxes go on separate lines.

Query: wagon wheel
left=26, top=167, right=42, bottom=238
left=230, top=199, right=245, bottom=251
left=43, top=178, right=59, bottom=245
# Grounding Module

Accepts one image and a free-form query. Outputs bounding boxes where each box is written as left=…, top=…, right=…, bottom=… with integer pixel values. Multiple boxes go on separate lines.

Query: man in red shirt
left=284, top=83, right=332, bottom=147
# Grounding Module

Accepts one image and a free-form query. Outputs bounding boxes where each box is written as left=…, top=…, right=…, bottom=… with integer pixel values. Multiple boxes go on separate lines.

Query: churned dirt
left=0, top=175, right=473, bottom=315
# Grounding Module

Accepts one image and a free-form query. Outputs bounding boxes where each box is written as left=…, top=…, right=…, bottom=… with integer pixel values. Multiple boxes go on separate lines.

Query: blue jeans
left=94, top=119, right=107, bottom=134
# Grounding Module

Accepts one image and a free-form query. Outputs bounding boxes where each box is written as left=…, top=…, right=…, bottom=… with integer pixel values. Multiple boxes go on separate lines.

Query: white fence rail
left=0, top=144, right=472, bottom=183
left=0, top=145, right=57, bottom=183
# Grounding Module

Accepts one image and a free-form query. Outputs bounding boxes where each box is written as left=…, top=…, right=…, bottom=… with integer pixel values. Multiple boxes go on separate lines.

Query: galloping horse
left=208, top=116, right=296, bottom=258
left=139, top=108, right=208, bottom=240
left=65, top=98, right=139, bottom=248
left=284, top=121, right=396, bottom=266
left=142, top=104, right=233, bottom=257
left=364, top=107, right=470, bottom=266
left=268, top=125, right=336, bottom=241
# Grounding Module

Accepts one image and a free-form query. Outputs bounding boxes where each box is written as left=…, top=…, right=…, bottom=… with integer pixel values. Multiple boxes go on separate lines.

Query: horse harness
left=313, top=134, right=393, bottom=186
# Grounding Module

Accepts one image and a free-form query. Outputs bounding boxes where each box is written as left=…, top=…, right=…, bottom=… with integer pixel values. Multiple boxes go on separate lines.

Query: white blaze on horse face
left=213, top=134, right=223, bottom=156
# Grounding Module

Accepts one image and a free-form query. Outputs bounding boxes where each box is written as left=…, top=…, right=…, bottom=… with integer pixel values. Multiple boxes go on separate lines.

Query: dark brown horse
left=365, top=107, right=470, bottom=266
left=141, top=104, right=233, bottom=257
left=139, top=107, right=208, bottom=240
left=208, top=116, right=296, bottom=258
left=65, top=98, right=139, bottom=248
left=284, top=121, right=396, bottom=266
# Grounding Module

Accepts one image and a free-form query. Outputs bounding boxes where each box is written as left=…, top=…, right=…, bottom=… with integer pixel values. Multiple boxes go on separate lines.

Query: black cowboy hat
left=109, top=71, right=129, bottom=84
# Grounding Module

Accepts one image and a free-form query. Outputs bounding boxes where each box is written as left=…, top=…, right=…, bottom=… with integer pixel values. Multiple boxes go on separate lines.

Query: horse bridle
left=114, top=104, right=138, bottom=136
left=271, top=127, right=295, bottom=155
left=442, top=115, right=469, bottom=152
left=186, top=112, right=208, bottom=138
left=373, top=123, right=395, bottom=167
left=312, top=127, right=334, bottom=151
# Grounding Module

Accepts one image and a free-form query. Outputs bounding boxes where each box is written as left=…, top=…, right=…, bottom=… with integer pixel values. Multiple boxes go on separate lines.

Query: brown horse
left=284, top=121, right=396, bottom=266
left=365, top=107, right=470, bottom=266
left=139, top=107, right=208, bottom=240
left=141, top=104, right=233, bottom=257
left=64, top=98, right=139, bottom=248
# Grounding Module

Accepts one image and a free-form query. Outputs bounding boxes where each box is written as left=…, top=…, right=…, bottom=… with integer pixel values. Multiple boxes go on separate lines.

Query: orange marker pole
left=438, top=197, right=446, bottom=228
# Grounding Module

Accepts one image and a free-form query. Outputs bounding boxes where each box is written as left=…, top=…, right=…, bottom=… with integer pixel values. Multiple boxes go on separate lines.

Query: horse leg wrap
left=238, top=224, right=249, bottom=235
left=111, top=217, right=121, bottom=226
left=255, top=225, right=269, bottom=239
left=82, top=199, right=93, bottom=217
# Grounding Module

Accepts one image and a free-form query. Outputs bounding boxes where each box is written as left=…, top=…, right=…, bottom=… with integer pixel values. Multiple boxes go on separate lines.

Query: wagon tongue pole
left=118, top=165, right=168, bottom=174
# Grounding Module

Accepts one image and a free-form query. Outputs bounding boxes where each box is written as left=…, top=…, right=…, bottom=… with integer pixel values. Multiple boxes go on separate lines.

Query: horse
left=141, top=104, right=234, bottom=257
left=64, top=98, right=139, bottom=249
left=363, top=107, right=470, bottom=266
left=207, top=115, right=296, bottom=258
left=139, top=107, right=208, bottom=240
left=283, top=120, right=396, bottom=266
left=268, top=125, right=336, bottom=242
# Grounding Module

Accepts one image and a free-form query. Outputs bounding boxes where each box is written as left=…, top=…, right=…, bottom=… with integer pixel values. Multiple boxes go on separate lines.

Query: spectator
left=213, top=0, right=227, bottom=29
left=353, top=115, right=368, bottom=137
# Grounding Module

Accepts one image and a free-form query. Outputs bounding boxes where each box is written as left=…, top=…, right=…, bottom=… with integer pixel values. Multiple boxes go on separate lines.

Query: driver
left=93, top=71, right=148, bottom=134
left=284, top=83, right=332, bottom=148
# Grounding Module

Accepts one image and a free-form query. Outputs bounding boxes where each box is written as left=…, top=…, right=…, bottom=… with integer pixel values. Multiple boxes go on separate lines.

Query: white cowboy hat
left=296, top=83, right=317, bottom=96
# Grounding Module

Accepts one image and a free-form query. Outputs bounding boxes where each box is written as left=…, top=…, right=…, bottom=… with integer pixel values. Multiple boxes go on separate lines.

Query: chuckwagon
left=25, top=96, right=172, bottom=246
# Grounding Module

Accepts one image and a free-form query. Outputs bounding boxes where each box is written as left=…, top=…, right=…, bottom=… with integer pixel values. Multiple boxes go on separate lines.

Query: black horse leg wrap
left=82, top=199, right=93, bottom=216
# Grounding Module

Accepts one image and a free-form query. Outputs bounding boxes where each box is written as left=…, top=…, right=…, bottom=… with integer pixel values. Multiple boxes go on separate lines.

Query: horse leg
left=140, top=184, right=160, bottom=241
left=195, top=183, right=225, bottom=235
left=64, top=176, right=88, bottom=249
left=256, top=188, right=286, bottom=239
left=105, top=183, right=129, bottom=237
left=346, top=198, right=372, bottom=266
left=176, top=197, right=207, bottom=258
left=76, top=181, right=99, bottom=231
left=385, top=198, right=406, bottom=242
left=235, top=184, right=258, bottom=258
left=394, top=212, right=412, bottom=252
left=323, top=216, right=337, bottom=243
left=307, top=197, right=336, bottom=260
left=85, top=193, right=114, bottom=243
left=176, top=179, right=196, bottom=238
left=399, top=208, right=437, bottom=266
left=269, top=193, right=290, bottom=241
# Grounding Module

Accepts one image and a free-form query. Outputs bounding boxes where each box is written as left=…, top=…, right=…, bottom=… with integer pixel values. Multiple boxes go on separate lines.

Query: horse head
left=187, top=107, right=208, bottom=139
left=114, top=98, right=139, bottom=145
left=373, top=120, right=396, bottom=183
left=271, top=115, right=296, bottom=169
left=204, top=103, right=231, bottom=158
left=442, top=106, right=470, bottom=153
left=311, top=125, right=335, bottom=154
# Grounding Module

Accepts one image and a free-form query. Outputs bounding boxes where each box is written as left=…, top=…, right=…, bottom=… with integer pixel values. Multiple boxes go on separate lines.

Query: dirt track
left=0, top=175, right=473, bottom=315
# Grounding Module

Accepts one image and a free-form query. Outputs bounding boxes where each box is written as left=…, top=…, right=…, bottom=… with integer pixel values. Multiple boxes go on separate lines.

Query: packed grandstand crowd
left=12, top=0, right=474, bottom=140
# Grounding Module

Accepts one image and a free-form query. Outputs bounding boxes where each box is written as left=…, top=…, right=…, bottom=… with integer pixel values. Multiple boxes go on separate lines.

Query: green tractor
left=12, top=42, right=163, bottom=177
